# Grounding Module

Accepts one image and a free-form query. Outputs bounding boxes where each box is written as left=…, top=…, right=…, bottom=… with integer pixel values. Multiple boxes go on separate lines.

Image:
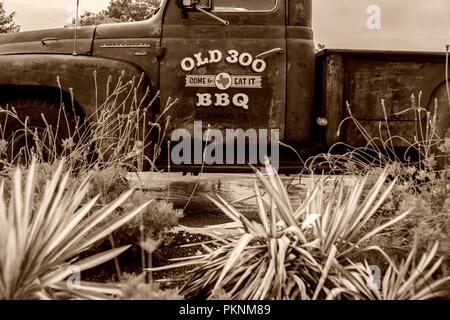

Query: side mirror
left=178, top=0, right=229, bottom=25
left=181, top=0, right=212, bottom=10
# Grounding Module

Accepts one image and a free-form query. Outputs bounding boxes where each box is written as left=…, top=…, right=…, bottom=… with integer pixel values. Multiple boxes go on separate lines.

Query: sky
left=3, top=0, right=450, bottom=52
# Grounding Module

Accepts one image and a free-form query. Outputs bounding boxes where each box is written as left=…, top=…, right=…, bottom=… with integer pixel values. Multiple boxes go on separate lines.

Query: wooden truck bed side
left=316, top=49, right=449, bottom=147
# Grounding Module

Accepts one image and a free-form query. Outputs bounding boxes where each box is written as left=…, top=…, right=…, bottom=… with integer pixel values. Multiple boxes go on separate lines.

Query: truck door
left=159, top=0, right=286, bottom=153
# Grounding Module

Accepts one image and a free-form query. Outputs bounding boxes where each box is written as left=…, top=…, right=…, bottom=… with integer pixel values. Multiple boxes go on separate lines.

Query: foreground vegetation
left=152, top=160, right=449, bottom=300
left=0, top=68, right=449, bottom=299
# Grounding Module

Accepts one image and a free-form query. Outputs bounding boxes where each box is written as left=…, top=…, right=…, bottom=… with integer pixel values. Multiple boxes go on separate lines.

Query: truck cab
left=158, top=0, right=314, bottom=147
left=0, top=0, right=448, bottom=171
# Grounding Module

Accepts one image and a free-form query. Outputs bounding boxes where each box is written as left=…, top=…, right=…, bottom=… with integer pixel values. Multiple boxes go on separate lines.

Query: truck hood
left=94, top=18, right=162, bottom=39
left=0, top=26, right=96, bottom=55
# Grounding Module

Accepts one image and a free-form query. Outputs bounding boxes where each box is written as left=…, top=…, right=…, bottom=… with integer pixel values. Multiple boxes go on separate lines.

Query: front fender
left=0, top=54, right=153, bottom=118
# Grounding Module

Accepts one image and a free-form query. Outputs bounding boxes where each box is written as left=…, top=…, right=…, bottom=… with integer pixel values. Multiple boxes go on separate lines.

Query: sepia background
left=3, top=0, right=450, bottom=51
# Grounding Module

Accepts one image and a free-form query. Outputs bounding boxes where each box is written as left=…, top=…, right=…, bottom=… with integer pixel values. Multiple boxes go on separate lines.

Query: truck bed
left=315, top=49, right=448, bottom=147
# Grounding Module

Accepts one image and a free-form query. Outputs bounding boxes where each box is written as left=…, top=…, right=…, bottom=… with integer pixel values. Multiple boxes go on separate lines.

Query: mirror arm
left=195, top=5, right=230, bottom=25
left=177, top=0, right=189, bottom=18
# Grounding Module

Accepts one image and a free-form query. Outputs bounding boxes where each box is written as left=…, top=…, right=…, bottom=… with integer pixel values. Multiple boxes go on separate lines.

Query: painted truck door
left=160, top=0, right=286, bottom=147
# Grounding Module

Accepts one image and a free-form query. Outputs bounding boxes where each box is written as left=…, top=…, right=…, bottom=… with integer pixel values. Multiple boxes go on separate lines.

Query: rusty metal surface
left=0, top=54, right=151, bottom=119
left=91, top=38, right=161, bottom=94
left=91, top=3, right=168, bottom=95
left=285, top=34, right=315, bottom=146
left=0, top=26, right=96, bottom=56
left=94, top=7, right=164, bottom=39
left=287, top=0, right=312, bottom=28
left=322, top=54, right=344, bottom=146
left=318, top=50, right=449, bottom=147
left=430, top=84, right=450, bottom=167
left=344, top=58, right=445, bottom=121
left=159, top=0, right=288, bottom=140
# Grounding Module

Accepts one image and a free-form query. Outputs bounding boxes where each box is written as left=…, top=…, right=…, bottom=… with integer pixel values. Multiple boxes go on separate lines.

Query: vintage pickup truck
left=0, top=0, right=448, bottom=172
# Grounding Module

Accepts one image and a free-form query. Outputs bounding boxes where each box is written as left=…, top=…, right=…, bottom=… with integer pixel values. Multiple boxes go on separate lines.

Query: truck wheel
left=0, top=97, right=78, bottom=163
left=428, top=84, right=450, bottom=170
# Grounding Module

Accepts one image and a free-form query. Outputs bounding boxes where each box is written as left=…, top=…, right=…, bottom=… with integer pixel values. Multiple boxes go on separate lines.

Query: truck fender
left=0, top=54, right=153, bottom=120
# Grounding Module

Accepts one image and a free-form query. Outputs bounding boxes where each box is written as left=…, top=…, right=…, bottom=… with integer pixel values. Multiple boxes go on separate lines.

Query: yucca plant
left=0, top=158, right=153, bottom=300
left=0, top=74, right=178, bottom=290
left=151, top=161, right=422, bottom=300
left=332, top=241, right=450, bottom=300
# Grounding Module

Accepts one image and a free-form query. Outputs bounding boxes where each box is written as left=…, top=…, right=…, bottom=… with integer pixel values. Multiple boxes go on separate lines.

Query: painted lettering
left=196, top=93, right=250, bottom=110
left=226, top=49, right=239, bottom=64
left=181, top=57, right=196, bottom=71
left=196, top=93, right=213, bottom=107
left=239, top=52, right=253, bottom=67
left=215, top=93, right=230, bottom=106
left=194, top=52, right=209, bottom=67
left=232, top=93, right=249, bottom=110
left=208, top=50, right=223, bottom=63
left=182, top=50, right=268, bottom=73
left=252, top=59, right=267, bottom=73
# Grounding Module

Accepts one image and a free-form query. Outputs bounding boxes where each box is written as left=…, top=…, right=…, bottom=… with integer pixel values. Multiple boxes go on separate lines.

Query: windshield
left=214, top=0, right=278, bottom=12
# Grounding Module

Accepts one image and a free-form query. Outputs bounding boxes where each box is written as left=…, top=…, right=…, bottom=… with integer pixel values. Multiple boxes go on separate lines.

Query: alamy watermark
left=367, top=5, right=382, bottom=30
left=367, top=265, right=382, bottom=290
left=66, top=266, right=81, bottom=290
left=170, top=121, right=280, bottom=171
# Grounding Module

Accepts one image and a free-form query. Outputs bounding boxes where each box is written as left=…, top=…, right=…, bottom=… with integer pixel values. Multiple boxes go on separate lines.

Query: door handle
left=256, top=48, right=284, bottom=60
left=41, top=38, right=59, bottom=45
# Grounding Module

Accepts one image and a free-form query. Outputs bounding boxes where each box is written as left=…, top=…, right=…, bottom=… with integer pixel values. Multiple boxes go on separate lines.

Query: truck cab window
left=214, top=0, right=278, bottom=12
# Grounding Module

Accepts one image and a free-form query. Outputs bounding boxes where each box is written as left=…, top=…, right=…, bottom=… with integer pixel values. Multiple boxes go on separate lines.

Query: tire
left=0, top=97, right=78, bottom=163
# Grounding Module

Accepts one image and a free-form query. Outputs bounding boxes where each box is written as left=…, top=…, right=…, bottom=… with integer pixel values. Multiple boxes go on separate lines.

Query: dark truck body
left=0, top=0, right=448, bottom=172
left=316, top=50, right=449, bottom=148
